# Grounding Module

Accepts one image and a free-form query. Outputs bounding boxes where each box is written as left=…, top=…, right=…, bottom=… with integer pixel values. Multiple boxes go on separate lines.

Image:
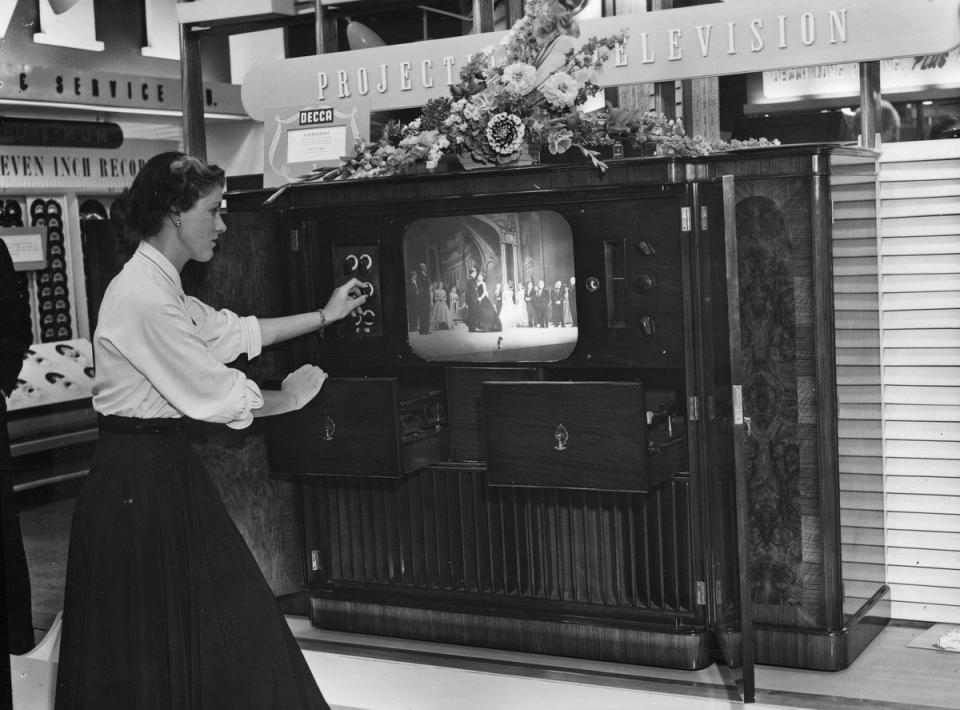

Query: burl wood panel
left=483, top=381, right=649, bottom=492
left=734, top=177, right=826, bottom=629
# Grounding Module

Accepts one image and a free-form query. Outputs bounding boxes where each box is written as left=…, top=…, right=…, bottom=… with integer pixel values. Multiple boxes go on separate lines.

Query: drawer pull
left=553, top=423, right=569, bottom=451
left=323, top=414, right=336, bottom=441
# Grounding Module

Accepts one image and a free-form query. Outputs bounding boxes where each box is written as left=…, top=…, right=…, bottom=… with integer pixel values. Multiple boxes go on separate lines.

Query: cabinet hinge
left=696, top=580, right=707, bottom=605
left=688, top=395, right=700, bottom=422
left=311, top=549, right=320, bottom=571
left=700, top=205, right=709, bottom=231
left=289, top=228, right=300, bottom=252
left=680, top=206, right=692, bottom=232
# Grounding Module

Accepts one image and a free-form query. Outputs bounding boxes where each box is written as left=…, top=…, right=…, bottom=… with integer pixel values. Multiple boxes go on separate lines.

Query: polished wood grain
left=446, top=366, right=539, bottom=462
left=483, top=382, right=650, bottom=492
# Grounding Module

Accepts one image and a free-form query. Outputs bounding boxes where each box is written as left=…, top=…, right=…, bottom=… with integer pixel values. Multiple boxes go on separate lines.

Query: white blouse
left=92, top=241, right=264, bottom=429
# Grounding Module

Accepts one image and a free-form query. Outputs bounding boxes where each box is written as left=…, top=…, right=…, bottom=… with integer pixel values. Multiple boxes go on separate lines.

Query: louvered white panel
left=884, top=291, right=960, bottom=309
left=888, top=584, right=960, bottom=606
left=879, top=196, right=960, bottom=218
left=880, top=178, right=960, bottom=199
left=887, top=494, right=960, bottom=516
left=836, top=293, right=879, bottom=311
left=880, top=215, right=960, bottom=237
left=843, top=562, right=885, bottom=582
left=887, top=512, right=960, bottom=533
left=840, top=491, right=883, bottom=511
left=881, top=254, right=960, bottom=274
left=884, top=350, right=960, bottom=367
left=882, top=236, right=960, bottom=256
left=891, top=602, right=960, bottom=624
left=839, top=457, right=883, bottom=474
left=885, top=440, right=960, bottom=459
left=839, top=402, right=882, bottom=418
left=887, top=476, right=960, bottom=495
left=886, top=529, right=960, bottom=550
left=841, top=473, right=884, bottom=492
left=877, top=141, right=960, bottom=624
left=886, top=421, right=960, bottom=442
left=882, top=329, right=960, bottom=347
left=843, top=544, right=885, bottom=565
left=882, top=385, right=960, bottom=405
left=885, top=458, right=960, bottom=476
left=887, top=547, right=960, bottom=568
left=833, top=155, right=884, bottom=616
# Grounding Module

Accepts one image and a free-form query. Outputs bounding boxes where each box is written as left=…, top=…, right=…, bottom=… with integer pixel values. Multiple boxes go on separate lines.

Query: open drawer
left=483, top=381, right=659, bottom=492
left=265, top=377, right=449, bottom=478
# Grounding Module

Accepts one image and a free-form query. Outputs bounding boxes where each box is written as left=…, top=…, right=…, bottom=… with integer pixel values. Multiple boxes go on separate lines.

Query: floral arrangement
left=303, top=0, right=778, bottom=184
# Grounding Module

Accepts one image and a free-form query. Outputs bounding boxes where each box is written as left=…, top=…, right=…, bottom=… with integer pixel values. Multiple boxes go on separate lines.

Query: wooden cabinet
left=483, top=381, right=652, bottom=491
left=267, top=377, right=448, bottom=478
left=701, top=146, right=889, bottom=670
left=75, top=143, right=890, bottom=684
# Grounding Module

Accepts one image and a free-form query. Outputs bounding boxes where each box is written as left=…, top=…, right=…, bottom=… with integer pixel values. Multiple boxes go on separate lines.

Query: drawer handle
left=553, top=423, right=569, bottom=451
left=323, top=414, right=336, bottom=441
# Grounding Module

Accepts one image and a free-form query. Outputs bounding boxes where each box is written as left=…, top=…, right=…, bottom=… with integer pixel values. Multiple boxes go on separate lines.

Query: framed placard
left=1, top=227, right=47, bottom=271
left=263, top=100, right=370, bottom=188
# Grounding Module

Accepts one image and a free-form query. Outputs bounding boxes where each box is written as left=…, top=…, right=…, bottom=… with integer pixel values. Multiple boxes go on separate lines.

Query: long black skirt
left=55, top=417, right=329, bottom=710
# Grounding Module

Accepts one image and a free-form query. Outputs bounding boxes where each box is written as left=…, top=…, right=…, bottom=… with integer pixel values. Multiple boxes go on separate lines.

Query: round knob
left=358, top=253, right=373, bottom=274
left=344, top=254, right=358, bottom=274
left=361, top=308, right=377, bottom=326
left=585, top=276, right=600, bottom=293
left=634, top=274, right=656, bottom=293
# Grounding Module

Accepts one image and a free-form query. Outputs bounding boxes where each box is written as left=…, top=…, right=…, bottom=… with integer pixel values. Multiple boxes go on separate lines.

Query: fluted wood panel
left=306, top=467, right=694, bottom=616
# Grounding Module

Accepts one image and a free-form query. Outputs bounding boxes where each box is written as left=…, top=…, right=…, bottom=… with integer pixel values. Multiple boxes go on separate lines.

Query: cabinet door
left=706, top=176, right=754, bottom=701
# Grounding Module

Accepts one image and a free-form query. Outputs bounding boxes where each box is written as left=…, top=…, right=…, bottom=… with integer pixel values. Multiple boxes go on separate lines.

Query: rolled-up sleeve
left=186, top=297, right=263, bottom=363
left=110, top=295, right=264, bottom=428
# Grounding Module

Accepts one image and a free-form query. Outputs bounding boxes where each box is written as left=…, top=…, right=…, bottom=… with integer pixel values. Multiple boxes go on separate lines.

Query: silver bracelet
left=317, top=308, right=326, bottom=338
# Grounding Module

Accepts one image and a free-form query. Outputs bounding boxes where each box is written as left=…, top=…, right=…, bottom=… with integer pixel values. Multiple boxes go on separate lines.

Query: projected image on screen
left=404, top=211, right=577, bottom=362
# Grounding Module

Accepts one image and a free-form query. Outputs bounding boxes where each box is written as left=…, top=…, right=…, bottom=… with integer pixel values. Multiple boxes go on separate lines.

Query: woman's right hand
left=282, top=364, right=328, bottom=409
left=322, top=277, right=369, bottom=323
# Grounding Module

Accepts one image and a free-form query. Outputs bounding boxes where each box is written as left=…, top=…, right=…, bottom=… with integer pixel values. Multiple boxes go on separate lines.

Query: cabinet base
left=310, top=596, right=714, bottom=670
left=753, top=585, right=891, bottom=671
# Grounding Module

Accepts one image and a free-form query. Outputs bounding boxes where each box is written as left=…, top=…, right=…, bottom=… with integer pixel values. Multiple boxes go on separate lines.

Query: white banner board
left=242, top=0, right=960, bottom=121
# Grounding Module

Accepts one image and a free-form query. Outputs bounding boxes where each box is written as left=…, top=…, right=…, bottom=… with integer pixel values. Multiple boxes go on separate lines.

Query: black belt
left=98, top=414, right=186, bottom=434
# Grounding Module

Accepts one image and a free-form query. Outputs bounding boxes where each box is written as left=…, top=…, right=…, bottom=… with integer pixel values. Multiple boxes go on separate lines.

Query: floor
left=14, top=486, right=960, bottom=710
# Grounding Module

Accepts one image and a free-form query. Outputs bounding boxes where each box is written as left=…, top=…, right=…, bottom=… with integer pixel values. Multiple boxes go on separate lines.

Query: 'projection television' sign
left=241, top=0, right=960, bottom=121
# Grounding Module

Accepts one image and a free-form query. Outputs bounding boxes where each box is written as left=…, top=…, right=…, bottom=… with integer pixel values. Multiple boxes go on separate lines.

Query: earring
left=174, top=219, right=182, bottom=227
left=169, top=213, right=182, bottom=229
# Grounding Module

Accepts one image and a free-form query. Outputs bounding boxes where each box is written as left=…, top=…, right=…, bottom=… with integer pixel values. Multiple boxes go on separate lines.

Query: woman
left=55, top=152, right=366, bottom=709
left=474, top=272, right=502, bottom=332
left=431, top=281, right=451, bottom=330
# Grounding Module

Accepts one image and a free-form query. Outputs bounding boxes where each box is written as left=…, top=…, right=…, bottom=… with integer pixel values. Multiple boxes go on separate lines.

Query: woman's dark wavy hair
left=112, top=152, right=225, bottom=245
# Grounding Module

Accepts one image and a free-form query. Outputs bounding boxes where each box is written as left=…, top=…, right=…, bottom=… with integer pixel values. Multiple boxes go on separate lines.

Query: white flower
left=463, top=101, right=482, bottom=121
left=500, top=62, right=537, bottom=95
left=540, top=72, right=580, bottom=108
left=570, top=66, right=599, bottom=85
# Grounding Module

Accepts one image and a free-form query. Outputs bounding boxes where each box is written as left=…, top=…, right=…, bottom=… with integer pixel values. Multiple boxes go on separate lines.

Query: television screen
left=403, top=210, right=578, bottom=362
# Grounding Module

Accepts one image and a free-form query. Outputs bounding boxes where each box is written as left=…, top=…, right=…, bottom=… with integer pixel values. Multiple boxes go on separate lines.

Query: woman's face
left=176, top=185, right=226, bottom=264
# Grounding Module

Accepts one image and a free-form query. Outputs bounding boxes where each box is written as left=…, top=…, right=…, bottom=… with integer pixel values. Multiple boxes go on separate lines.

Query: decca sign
left=243, top=0, right=960, bottom=121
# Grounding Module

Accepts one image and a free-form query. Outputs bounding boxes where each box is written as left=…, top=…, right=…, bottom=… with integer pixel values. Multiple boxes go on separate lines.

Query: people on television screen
left=474, top=272, right=502, bottom=332
left=416, top=262, right=431, bottom=334
left=551, top=280, right=565, bottom=327
left=465, top=266, right=479, bottom=332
